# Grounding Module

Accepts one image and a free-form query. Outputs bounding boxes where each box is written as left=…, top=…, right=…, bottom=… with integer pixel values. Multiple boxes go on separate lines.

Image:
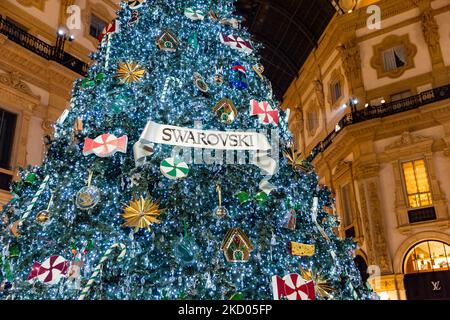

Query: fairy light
left=0, top=0, right=372, bottom=301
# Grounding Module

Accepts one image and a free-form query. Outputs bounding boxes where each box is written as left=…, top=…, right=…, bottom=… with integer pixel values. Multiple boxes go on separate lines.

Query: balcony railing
left=0, top=16, right=88, bottom=76
left=308, top=84, right=450, bottom=162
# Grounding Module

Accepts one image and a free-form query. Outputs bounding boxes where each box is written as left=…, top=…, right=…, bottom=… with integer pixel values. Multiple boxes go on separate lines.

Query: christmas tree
left=0, top=0, right=373, bottom=300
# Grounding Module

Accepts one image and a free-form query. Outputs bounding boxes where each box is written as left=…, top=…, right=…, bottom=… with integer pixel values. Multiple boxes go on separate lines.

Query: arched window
left=403, top=240, right=450, bottom=274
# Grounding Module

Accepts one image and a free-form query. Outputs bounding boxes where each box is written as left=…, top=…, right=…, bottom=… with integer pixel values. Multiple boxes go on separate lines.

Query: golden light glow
left=401, top=160, right=432, bottom=208
left=404, top=241, right=450, bottom=274
left=122, top=196, right=163, bottom=232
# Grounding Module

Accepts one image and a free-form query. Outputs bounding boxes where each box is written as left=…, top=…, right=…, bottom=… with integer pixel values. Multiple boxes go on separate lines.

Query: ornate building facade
left=0, top=0, right=118, bottom=206
left=283, top=0, right=450, bottom=299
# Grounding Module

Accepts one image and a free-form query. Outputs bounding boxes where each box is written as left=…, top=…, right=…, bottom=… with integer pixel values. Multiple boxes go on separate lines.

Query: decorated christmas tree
left=0, top=0, right=373, bottom=300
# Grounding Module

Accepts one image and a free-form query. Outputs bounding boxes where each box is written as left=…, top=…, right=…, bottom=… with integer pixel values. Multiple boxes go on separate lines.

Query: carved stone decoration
left=41, top=120, right=53, bottom=132
left=421, top=9, right=440, bottom=57
left=371, top=34, right=418, bottom=79
left=313, top=79, right=325, bottom=107
left=288, top=108, right=304, bottom=134
left=385, top=131, right=431, bottom=150
left=337, top=38, right=362, bottom=86
left=17, top=0, right=48, bottom=11
left=0, top=72, right=38, bottom=98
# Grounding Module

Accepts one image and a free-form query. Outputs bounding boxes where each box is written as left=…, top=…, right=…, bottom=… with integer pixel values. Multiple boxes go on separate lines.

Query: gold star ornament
left=122, top=196, right=163, bottom=232
left=300, top=267, right=334, bottom=299
left=283, top=147, right=312, bottom=173
left=116, top=62, right=145, bottom=85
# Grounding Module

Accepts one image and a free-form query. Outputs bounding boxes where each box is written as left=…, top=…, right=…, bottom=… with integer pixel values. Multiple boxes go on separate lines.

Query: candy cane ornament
left=20, top=175, right=50, bottom=223
left=78, top=243, right=126, bottom=300
left=161, top=77, right=182, bottom=102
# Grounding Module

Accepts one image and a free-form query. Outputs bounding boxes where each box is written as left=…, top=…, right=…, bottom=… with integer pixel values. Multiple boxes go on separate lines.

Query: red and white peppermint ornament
left=83, top=134, right=128, bottom=158
left=250, top=100, right=279, bottom=125
left=271, top=273, right=316, bottom=300
left=27, top=255, right=69, bottom=285
left=283, top=273, right=315, bottom=300
left=219, top=33, right=253, bottom=54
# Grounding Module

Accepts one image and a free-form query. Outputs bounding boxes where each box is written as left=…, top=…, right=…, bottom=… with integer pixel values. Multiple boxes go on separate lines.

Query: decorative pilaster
left=414, top=0, right=449, bottom=86
left=355, top=163, right=393, bottom=274
left=337, top=38, right=366, bottom=107
left=357, top=179, right=375, bottom=263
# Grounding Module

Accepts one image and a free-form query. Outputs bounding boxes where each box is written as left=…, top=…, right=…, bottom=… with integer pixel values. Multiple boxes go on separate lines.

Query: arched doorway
left=354, top=255, right=369, bottom=283
left=403, top=240, right=450, bottom=300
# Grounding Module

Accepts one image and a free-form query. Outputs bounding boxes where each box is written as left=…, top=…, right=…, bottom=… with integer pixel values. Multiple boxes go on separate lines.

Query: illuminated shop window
left=401, top=159, right=432, bottom=208
left=403, top=241, right=450, bottom=274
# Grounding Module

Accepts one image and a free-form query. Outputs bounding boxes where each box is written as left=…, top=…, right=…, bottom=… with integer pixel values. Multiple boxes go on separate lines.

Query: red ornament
left=272, top=273, right=315, bottom=300
left=83, top=134, right=128, bottom=158
left=219, top=33, right=253, bottom=54
left=98, top=20, right=119, bottom=43
left=27, top=255, right=69, bottom=285
left=250, top=100, right=279, bottom=125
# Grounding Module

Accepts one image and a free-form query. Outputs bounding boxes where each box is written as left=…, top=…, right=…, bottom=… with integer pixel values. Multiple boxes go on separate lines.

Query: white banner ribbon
left=134, top=121, right=277, bottom=193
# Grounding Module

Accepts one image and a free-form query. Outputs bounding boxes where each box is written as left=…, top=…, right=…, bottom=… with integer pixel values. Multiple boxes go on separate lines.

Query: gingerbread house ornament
left=212, top=98, right=238, bottom=124
left=156, top=29, right=180, bottom=52
left=221, top=228, right=254, bottom=263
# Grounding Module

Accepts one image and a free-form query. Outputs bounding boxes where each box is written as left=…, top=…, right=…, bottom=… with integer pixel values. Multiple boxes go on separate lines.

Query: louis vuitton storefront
left=403, top=241, right=450, bottom=300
